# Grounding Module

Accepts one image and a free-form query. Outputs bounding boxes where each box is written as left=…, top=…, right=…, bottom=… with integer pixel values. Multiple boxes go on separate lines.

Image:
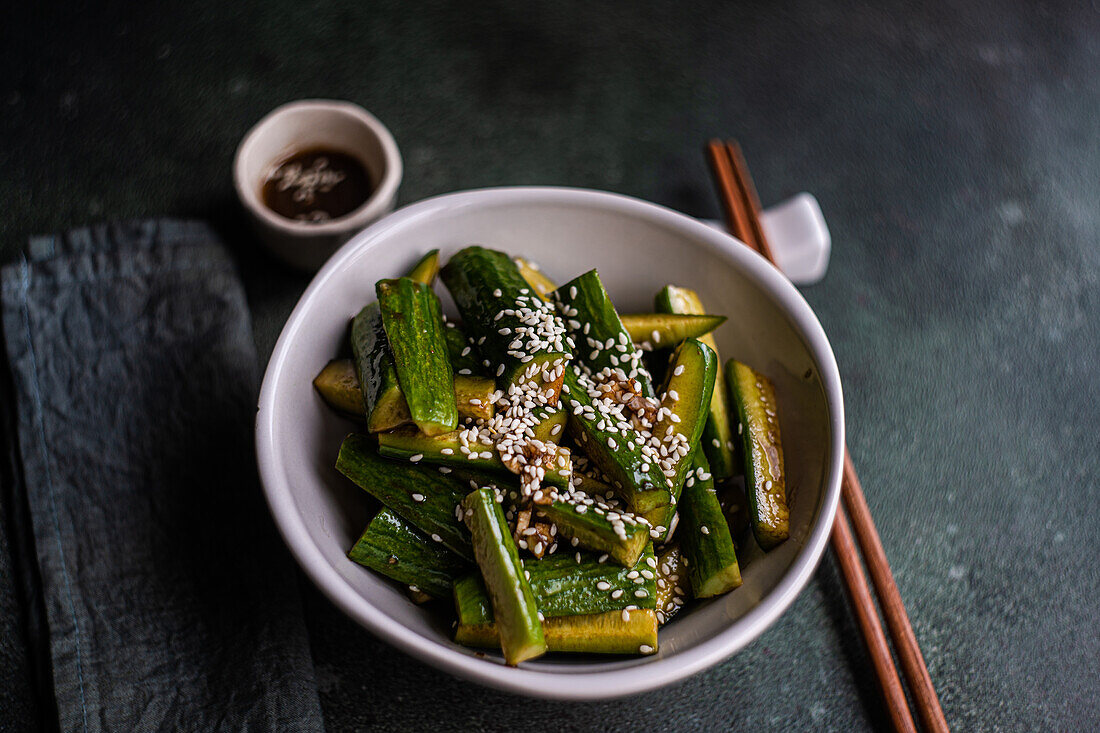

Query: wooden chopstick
left=841, top=450, right=950, bottom=732
left=831, top=506, right=917, bottom=732
left=705, top=141, right=760, bottom=254
left=705, top=139, right=949, bottom=733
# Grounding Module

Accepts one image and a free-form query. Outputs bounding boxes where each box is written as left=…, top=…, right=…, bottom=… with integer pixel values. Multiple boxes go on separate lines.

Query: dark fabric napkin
left=0, top=220, right=324, bottom=731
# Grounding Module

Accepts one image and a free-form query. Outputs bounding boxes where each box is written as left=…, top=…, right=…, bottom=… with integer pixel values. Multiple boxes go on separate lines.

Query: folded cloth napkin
left=0, top=221, right=323, bottom=731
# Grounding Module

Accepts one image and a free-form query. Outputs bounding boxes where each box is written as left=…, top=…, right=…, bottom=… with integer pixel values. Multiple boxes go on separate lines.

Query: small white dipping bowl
left=256, top=187, right=844, bottom=700
left=234, top=99, right=402, bottom=271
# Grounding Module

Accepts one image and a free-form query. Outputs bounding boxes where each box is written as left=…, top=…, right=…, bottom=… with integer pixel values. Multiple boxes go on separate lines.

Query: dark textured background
left=3, top=1, right=1099, bottom=729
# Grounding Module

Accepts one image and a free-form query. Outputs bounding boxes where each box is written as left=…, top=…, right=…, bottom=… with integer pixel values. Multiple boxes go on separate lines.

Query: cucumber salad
left=314, top=246, right=790, bottom=665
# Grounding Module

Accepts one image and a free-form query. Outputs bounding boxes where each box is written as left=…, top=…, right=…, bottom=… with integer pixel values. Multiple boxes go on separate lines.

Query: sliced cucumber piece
left=407, top=249, right=441, bottom=286
left=313, top=358, right=363, bottom=417
left=655, top=285, right=737, bottom=480
left=351, top=302, right=407, bottom=433
left=651, top=337, right=717, bottom=502
left=679, top=452, right=741, bottom=597
left=377, top=277, right=458, bottom=436
left=462, top=488, right=547, bottom=665
left=336, top=434, right=472, bottom=560
left=442, top=246, right=572, bottom=400
left=620, top=313, right=727, bottom=348
left=348, top=508, right=470, bottom=599
left=561, top=369, right=671, bottom=514
left=726, top=359, right=790, bottom=549
left=552, top=269, right=655, bottom=398
left=514, top=256, right=559, bottom=298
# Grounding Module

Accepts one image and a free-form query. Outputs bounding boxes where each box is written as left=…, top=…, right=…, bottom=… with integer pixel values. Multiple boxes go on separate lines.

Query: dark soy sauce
left=262, top=148, right=373, bottom=222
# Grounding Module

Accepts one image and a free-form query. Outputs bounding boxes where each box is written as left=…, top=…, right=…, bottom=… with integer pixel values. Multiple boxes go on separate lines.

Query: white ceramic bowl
left=234, top=99, right=403, bottom=271
left=256, top=187, right=844, bottom=700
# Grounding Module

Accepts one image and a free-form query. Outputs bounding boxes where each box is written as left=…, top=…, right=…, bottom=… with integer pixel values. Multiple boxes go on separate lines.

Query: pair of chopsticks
left=705, top=140, right=949, bottom=733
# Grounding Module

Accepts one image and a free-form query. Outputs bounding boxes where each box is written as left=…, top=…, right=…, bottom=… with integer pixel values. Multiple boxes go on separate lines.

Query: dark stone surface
left=3, top=0, right=1098, bottom=729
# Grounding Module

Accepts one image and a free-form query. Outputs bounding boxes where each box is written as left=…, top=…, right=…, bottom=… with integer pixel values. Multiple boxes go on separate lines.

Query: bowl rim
left=255, top=185, right=845, bottom=700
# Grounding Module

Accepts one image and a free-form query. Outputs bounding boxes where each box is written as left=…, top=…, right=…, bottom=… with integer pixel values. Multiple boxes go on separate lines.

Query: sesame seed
left=700, top=525, right=710, bottom=535
left=612, top=589, right=624, bottom=599
left=596, top=581, right=611, bottom=590
left=412, top=493, right=425, bottom=502
left=438, top=467, right=452, bottom=474
left=493, top=288, right=502, bottom=297
left=409, top=454, right=423, bottom=463
left=639, top=644, right=654, bottom=654
left=674, top=365, right=685, bottom=376
left=621, top=609, right=630, bottom=622
left=634, top=589, right=648, bottom=598
left=431, top=533, right=442, bottom=542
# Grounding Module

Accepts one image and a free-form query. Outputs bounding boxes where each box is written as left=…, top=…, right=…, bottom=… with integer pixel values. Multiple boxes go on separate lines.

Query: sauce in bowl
left=262, top=148, right=373, bottom=223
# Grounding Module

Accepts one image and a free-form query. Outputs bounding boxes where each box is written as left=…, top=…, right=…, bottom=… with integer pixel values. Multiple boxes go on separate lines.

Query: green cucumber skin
left=376, top=278, right=458, bottom=436
left=348, top=508, right=471, bottom=599
left=454, top=544, right=657, bottom=625
left=651, top=338, right=718, bottom=504
left=619, top=313, right=727, bottom=347
left=350, top=303, right=403, bottom=432
left=336, top=434, right=473, bottom=561
left=447, top=467, right=649, bottom=568
left=441, top=246, right=572, bottom=390
left=407, top=249, right=441, bottom=286
left=539, top=500, right=650, bottom=568
left=526, top=544, right=656, bottom=615
left=726, top=360, right=790, bottom=550
left=655, top=286, right=738, bottom=480
left=643, top=338, right=721, bottom=545
left=679, top=451, right=741, bottom=598
left=444, top=324, right=484, bottom=375
left=561, top=369, right=671, bottom=514
left=462, top=488, right=546, bottom=665
left=552, top=269, right=655, bottom=398
left=376, top=431, right=573, bottom=492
